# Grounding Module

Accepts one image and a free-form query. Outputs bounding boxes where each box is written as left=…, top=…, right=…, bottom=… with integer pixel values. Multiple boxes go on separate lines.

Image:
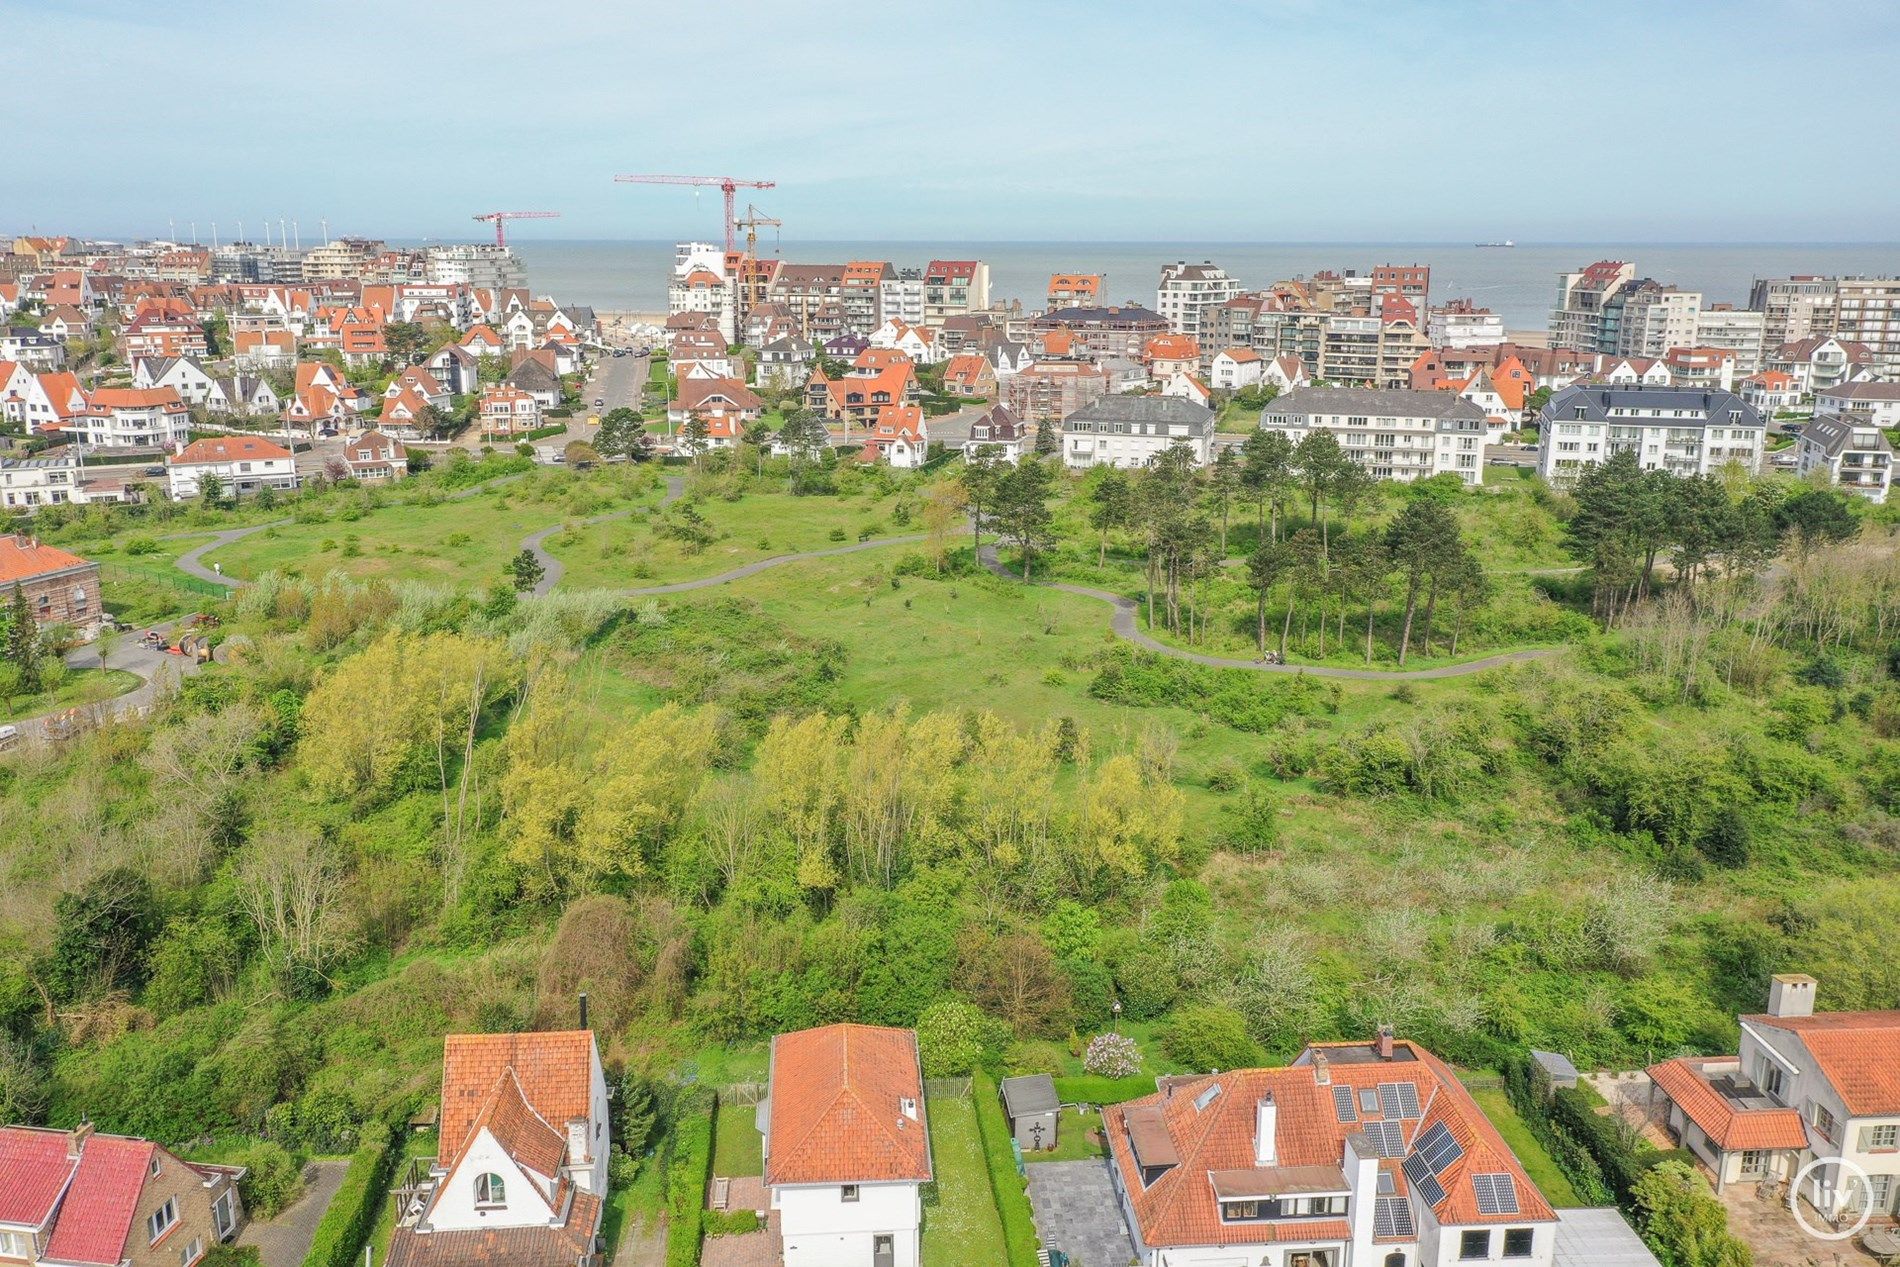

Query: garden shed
left=999, top=1073, right=1060, bottom=1151
left=1532, top=1049, right=1581, bottom=1092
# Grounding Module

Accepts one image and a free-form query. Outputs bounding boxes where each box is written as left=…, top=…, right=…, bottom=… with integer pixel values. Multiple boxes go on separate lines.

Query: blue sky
left=7, top=0, right=1898, bottom=244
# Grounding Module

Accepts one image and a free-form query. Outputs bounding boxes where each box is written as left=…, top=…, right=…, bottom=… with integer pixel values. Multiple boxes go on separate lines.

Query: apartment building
left=1549, top=260, right=1636, bottom=351
left=1318, top=315, right=1432, bottom=390
left=1105, top=1031, right=1560, bottom=1267
left=1692, top=305, right=1767, bottom=374
left=166, top=435, right=301, bottom=500
left=1157, top=261, right=1243, bottom=340
left=1614, top=284, right=1702, bottom=358
left=69, top=387, right=190, bottom=448
left=880, top=270, right=925, bottom=327
left=1025, top=305, right=1170, bottom=360
left=1047, top=273, right=1104, bottom=310
left=1535, top=383, right=1766, bottom=485
left=669, top=242, right=736, bottom=344
left=1429, top=300, right=1504, bottom=349
left=1796, top=411, right=1891, bottom=503
left=1261, top=387, right=1488, bottom=485
left=1748, top=275, right=1836, bottom=351
left=1832, top=277, right=1900, bottom=375
left=1001, top=361, right=1111, bottom=422
left=922, top=260, right=989, bottom=325
left=300, top=238, right=384, bottom=281
left=1769, top=336, right=1875, bottom=395
left=422, top=243, right=526, bottom=290
left=1647, top=974, right=1900, bottom=1221
left=1369, top=263, right=1430, bottom=311
left=1816, top=380, right=1900, bottom=427
left=1060, top=395, right=1216, bottom=469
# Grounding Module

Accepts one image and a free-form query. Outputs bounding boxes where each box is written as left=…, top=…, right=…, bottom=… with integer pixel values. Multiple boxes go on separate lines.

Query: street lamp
left=1111, top=997, right=1122, bottom=1026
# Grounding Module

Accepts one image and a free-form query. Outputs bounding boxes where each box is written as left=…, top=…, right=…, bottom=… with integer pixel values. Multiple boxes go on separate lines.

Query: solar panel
left=1333, top=1085, right=1358, bottom=1123
left=1414, top=1121, right=1464, bottom=1175
left=1379, top=1083, right=1404, bottom=1119
left=1402, top=1154, right=1446, bottom=1209
left=1359, top=1087, right=1380, bottom=1113
left=1472, top=1173, right=1519, bottom=1215
left=1374, top=1195, right=1416, bottom=1239
left=1395, top=1083, right=1422, bottom=1119
left=1364, top=1121, right=1405, bottom=1157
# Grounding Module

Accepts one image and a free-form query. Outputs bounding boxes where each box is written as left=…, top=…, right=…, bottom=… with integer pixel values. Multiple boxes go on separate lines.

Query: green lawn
left=0, top=668, right=141, bottom=724
left=1469, top=1086, right=1584, bottom=1207
left=546, top=486, right=914, bottom=589
left=1024, top=1107, right=1109, bottom=1162
left=712, top=1098, right=763, bottom=1178
left=922, top=1097, right=1009, bottom=1267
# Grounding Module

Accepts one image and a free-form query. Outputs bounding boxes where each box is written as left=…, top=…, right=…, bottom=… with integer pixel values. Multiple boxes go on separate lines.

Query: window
left=0, top=1231, right=33, bottom=1258
left=475, top=1173, right=506, bottom=1206
left=1504, top=1228, right=1535, bottom=1259
left=213, top=1191, right=237, bottom=1239
left=840, top=1184, right=860, bottom=1203
left=1812, top=1103, right=1839, bottom=1142
left=1459, top=1230, right=1491, bottom=1260
left=180, top=1236, right=205, bottom=1267
left=1739, top=1150, right=1768, bottom=1177
left=149, top=1198, right=179, bottom=1243
left=149, top=1155, right=162, bottom=1177
left=1863, top=1124, right=1899, bottom=1150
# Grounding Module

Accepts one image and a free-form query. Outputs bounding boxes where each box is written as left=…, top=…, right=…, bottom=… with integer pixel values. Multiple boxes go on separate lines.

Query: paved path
left=619, top=530, right=928, bottom=597
left=1024, top=1159, right=1138, bottom=1267
left=13, top=626, right=204, bottom=740
left=238, top=1159, right=349, bottom=1267
left=521, top=475, right=683, bottom=596
left=614, top=1211, right=667, bottom=1267
left=978, top=544, right=1559, bottom=680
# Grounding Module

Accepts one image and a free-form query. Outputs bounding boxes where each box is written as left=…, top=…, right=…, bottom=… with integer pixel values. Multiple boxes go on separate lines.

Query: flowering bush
left=1084, top=1031, right=1141, bottom=1079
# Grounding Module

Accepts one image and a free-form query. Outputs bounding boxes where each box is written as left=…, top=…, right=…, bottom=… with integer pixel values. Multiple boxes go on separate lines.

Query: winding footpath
left=520, top=475, right=684, bottom=596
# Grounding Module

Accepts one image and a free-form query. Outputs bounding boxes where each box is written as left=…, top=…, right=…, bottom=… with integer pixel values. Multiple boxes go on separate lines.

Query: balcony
left=390, top=1156, right=440, bottom=1229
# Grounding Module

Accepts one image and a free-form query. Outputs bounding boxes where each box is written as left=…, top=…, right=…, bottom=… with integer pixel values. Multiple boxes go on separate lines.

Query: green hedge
left=1502, top=1058, right=1613, bottom=1206
left=1503, top=1055, right=1691, bottom=1207
left=300, top=1124, right=396, bottom=1267
left=972, top=1072, right=1042, bottom=1267
left=523, top=424, right=570, bottom=442
left=664, top=1090, right=715, bottom=1267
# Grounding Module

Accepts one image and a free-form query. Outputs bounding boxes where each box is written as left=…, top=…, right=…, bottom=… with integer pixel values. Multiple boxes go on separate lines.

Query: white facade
left=72, top=399, right=191, bottom=448
left=1261, top=388, right=1487, bottom=485
left=669, top=242, right=736, bottom=343
left=880, top=277, right=925, bottom=327
left=166, top=443, right=300, bottom=500
left=1536, top=384, right=1766, bottom=486
left=1616, top=288, right=1701, bottom=358
left=1815, top=382, right=1900, bottom=427
left=423, top=243, right=527, bottom=290
left=0, top=456, right=126, bottom=508
left=1428, top=305, right=1505, bottom=349
left=774, top=1181, right=921, bottom=1267
left=134, top=357, right=218, bottom=407
left=1210, top=350, right=1263, bottom=390
left=1693, top=307, right=1767, bottom=374
left=1796, top=413, right=1892, bottom=504
left=1061, top=397, right=1216, bottom=469
left=1157, top=261, right=1243, bottom=340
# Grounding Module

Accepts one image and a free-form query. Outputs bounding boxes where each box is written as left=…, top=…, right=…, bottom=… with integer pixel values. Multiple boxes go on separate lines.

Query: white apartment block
left=1796, top=411, right=1891, bottom=504
left=1428, top=303, right=1505, bottom=349
left=1815, top=380, right=1900, bottom=427
left=1692, top=306, right=1766, bottom=374
left=1158, top=261, right=1243, bottom=341
left=423, top=243, right=527, bottom=290
left=1833, top=277, right=1900, bottom=376
left=668, top=242, right=736, bottom=343
left=1616, top=286, right=1701, bottom=358
left=1536, top=384, right=1766, bottom=486
left=1060, top=395, right=1216, bottom=469
left=1261, top=387, right=1488, bottom=486
left=1749, top=276, right=1837, bottom=348
left=1550, top=260, right=1635, bottom=352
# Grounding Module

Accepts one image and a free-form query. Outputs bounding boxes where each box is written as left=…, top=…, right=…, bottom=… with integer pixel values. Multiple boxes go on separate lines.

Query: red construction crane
left=612, top=174, right=776, bottom=254
left=471, top=210, right=561, bottom=247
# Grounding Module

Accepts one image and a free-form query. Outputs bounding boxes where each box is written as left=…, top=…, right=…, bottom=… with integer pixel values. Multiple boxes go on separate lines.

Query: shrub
left=1089, top=646, right=1334, bottom=733
left=701, top=1209, right=760, bottom=1238
left=1631, top=1159, right=1754, bottom=1267
left=664, top=1089, right=714, bottom=1267
left=300, top=1124, right=395, bottom=1267
left=124, top=536, right=160, bottom=556
left=972, top=1072, right=1042, bottom=1266
left=1084, top=1032, right=1141, bottom=1079
left=1205, top=757, right=1244, bottom=793
left=1162, top=1003, right=1257, bottom=1072
left=917, top=999, right=1000, bottom=1077
left=223, top=1139, right=303, bottom=1218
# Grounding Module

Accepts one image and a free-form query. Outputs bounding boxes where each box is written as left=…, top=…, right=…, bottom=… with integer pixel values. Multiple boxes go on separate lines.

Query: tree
left=198, top=471, right=225, bottom=504
left=1775, top=488, right=1858, bottom=560
left=510, top=548, right=546, bottom=593
left=1240, top=427, right=1295, bottom=542
left=993, top=459, right=1056, bottom=581
left=916, top=999, right=998, bottom=1076
left=960, top=451, right=1003, bottom=557
left=384, top=322, right=428, bottom=364
left=1162, top=1002, right=1257, bottom=1071
left=680, top=415, right=712, bottom=468
left=1209, top=447, right=1240, bottom=552
left=563, top=440, right=601, bottom=468
left=1293, top=429, right=1346, bottom=550
left=1034, top=419, right=1058, bottom=457
left=596, top=407, right=644, bottom=460
left=1385, top=498, right=1460, bottom=664
left=741, top=419, right=773, bottom=476
left=1087, top=467, right=1134, bottom=566
left=45, top=867, right=162, bottom=1000
left=1630, top=1160, right=1753, bottom=1267
left=919, top=481, right=965, bottom=573
left=5, top=585, right=42, bottom=695
left=1247, top=537, right=1291, bottom=656
left=236, top=823, right=357, bottom=990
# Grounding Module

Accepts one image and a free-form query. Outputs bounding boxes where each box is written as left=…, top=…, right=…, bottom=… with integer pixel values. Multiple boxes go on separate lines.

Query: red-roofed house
left=479, top=387, right=541, bottom=438
left=119, top=311, right=208, bottom=362
left=234, top=328, right=296, bottom=370
left=1740, top=370, right=1800, bottom=416
left=764, top=1023, right=930, bottom=1267
left=1210, top=347, right=1263, bottom=391
left=70, top=388, right=190, bottom=449
left=166, top=436, right=300, bottom=500
left=1648, top=973, right=1900, bottom=1214
left=856, top=406, right=929, bottom=469
left=941, top=353, right=996, bottom=399
left=342, top=430, right=409, bottom=482
left=1143, top=334, right=1201, bottom=380
left=0, top=1124, right=244, bottom=1267
left=0, top=534, right=102, bottom=638
left=1106, top=1031, right=1558, bottom=1267
left=385, top=1030, right=607, bottom=1267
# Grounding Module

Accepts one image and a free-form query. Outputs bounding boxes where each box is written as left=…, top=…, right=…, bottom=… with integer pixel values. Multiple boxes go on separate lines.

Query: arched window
left=475, top=1173, right=506, bottom=1206
left=1384, top=1253, right=1406, bottom=1267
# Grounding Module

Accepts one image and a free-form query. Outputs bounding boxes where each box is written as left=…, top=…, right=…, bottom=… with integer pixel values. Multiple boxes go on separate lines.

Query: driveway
left=14, top=626, right=204, bottom=740
left=1024, top=1159, right=1137, bottom=1267
left=238, top=1159, right=349, bottom=1267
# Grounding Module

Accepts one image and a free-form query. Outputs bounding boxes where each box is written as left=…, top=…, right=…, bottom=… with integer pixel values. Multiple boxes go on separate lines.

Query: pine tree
left=508, top=549, right=546, bottom=594
left=5, top=585, right=41, bottom=695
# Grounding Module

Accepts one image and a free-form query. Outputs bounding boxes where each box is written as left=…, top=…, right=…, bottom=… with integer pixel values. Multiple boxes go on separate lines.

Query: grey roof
left=1267, top=387, right=1488, bottom=422
left=999, top=1074, right=1059, bottom=1117
left=967, top=403, right=1024, bottom=443
left=1538, top=383, right=1763, bottom=428
left=1530, top=1050, right=1580, bottom=1082
left=1066, top=393, right=1215, bottom=430
left=1801, top=411, right=1892, bottom=459
left=1037, top=305, right=1168, bottom=325
left=507, top=360, right=561, bottom=392
left=1553, top=1209, right=1661, bottom=1267
left=1818, top=380, right=1900, bottom=402
left=761, top=335, right=815, bottom=357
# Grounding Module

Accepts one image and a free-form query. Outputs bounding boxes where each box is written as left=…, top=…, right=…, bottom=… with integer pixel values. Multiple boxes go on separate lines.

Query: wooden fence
left=924, top=1076, right=973, bottom=1099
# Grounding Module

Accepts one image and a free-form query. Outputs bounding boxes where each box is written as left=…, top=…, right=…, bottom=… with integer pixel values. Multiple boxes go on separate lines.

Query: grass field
left=1469, top=1086, right=1584, bottom=1207
left=546, top=486, right=914, bottom=588
left=712, top=1097, right=763, bottom=1178
left=921, top=1097, right=1010, bottom=1267
left=0, top=668, right=141, bottom=724
left=1023, top=1107, right=1108, bottom=1162
left=203, top=470, right=666, bottom=586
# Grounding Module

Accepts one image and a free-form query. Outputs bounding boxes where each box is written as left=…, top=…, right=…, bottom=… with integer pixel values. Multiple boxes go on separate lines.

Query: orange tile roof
left=766, top=1024, right=930, bottom=1187
left=1144, top=334, right=1200, bottom=362
left=1646, top=1058, right=1808, bottom=1150
left=173, top=435, right=293, bottom=464
left=0, top=534, right=93, bottom=584
left=438, top=1032, right=596, bottom=1166
left=1106, top=1039, right=1554, bottom=1250
left=446, top=1068, right=568, bottom=1180
left=1742, top=1010, right=1900, bottom=1117
left=87, top=387, right=183, bottom=410
left=1218, top=347, right=1261, bottom=363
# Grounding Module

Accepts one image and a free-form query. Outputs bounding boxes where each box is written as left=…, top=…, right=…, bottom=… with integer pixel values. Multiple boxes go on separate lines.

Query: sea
left=507, top=241, right=1900, bottom=333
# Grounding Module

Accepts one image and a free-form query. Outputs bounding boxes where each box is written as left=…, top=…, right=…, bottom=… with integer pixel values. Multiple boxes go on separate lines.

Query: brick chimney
left=1312, top=1052, right=1331, bottom=1086
left=67, top=1122, right=94, bottom=1160
left=1767, top=973, right=1817, bottom=1019
left=1375, top=1024, right=1395, bottom=1061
